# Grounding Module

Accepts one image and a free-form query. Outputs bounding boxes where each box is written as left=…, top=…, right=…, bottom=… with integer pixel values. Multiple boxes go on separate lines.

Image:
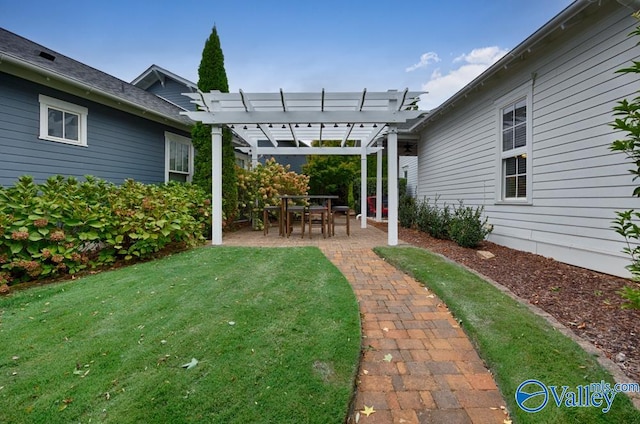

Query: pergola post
left=360, top=148, right=368, bottom=228
left=251, top=148, right=258, bottom=169
left=376, top=140, right=383, bottom=222
left=211, top=125, right=223, bottom=245
left=387, top=125, right=399, bottom=246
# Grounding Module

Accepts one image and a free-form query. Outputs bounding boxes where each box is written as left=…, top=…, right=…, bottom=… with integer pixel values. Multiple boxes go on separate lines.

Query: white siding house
left=399, top=156, right=418, bottom=197
left=410, top=0, right=640, bottom=278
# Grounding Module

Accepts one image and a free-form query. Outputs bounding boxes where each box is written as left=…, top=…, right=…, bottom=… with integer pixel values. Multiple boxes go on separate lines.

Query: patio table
left=278, top=195, right=339, bottom=238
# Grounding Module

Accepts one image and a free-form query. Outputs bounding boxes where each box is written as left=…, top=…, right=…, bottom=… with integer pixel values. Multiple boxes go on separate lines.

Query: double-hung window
left=165, top=132, right=193, bottom=183
left=496, top=87, right=532, bottom=203
left=38, top=95, right=88, bottom=146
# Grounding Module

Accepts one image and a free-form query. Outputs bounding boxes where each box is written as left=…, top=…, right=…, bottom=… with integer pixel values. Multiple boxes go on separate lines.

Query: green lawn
left=375, top=246, right=640, bottom=424
left=0, top=246, right=361, bottom=424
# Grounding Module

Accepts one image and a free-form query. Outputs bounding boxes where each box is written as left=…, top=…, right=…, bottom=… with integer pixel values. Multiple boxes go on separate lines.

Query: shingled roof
left=0, top=27, right=192, bottom=128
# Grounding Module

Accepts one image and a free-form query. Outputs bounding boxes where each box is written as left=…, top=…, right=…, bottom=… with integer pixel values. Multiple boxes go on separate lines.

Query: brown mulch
left=376, top=223, right=640, bottom=383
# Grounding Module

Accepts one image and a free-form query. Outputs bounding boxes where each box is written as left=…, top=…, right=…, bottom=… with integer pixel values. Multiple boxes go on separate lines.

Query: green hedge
left=0, top=176, right=210, bottom=286
left=399, top=196, right=492, bottom=248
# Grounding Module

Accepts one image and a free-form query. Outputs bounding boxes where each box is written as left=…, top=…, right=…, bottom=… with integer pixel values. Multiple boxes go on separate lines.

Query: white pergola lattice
left=182, top=89, right=424, bottom=245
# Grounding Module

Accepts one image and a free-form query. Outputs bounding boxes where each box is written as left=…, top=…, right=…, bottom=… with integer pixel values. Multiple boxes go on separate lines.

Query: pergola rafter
left=181, top=88, right=424, bottom=246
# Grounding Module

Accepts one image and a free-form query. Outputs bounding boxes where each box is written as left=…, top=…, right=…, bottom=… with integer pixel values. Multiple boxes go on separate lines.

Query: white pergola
left=181, top=89, right=423, bottom=246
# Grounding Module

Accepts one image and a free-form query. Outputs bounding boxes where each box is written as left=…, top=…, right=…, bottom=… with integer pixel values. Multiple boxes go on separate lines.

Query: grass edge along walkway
left=375, top=246, right=640, bottom=424
left=0, top=246, right=361, bottom=424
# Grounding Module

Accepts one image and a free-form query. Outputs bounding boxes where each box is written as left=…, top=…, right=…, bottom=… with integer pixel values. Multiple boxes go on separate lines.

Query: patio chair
left=306, top=205, right=328, bottom=239
left=331, top=205, right=350, bottom=236
left=286, top=205, right=306, bottom=238
left=262, top=205, right=281, bottom=236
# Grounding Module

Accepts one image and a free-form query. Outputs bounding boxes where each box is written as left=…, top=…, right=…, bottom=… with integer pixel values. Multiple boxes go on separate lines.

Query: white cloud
left=406, top=52, right=441, bottom=72
left=453, top=46, right=507, bottom=65
left=419, top=46, right=508, bottom=110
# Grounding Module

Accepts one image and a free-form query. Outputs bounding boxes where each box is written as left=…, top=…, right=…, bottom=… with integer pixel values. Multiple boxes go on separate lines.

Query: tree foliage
left=303, top=155, right=359, bottom=203
left=191, top=26, right=238, bottom=225
left=610, top=20, right=640, bottom=309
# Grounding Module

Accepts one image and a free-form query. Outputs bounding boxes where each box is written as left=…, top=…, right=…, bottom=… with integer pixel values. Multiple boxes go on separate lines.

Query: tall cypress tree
left=191, top=26, right=238, bottom=225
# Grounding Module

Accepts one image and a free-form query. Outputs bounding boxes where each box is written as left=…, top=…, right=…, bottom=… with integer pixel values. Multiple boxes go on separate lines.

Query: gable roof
left=132, top=64, right=198, bottom=91
left=409, top=0, right=624, bottom=132
left=0, top=28, right=192, bottom=129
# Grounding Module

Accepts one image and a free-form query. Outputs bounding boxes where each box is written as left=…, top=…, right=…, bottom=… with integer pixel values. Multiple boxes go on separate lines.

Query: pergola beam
left=240, top=89, right=278, bottom=147
left=237, top=146, right=382, bottom=155
left=184, top=110, right=422, bottom=125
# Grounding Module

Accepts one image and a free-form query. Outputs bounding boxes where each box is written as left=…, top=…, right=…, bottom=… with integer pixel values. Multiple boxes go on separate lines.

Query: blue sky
left=2, top=0, right=573, bottom=109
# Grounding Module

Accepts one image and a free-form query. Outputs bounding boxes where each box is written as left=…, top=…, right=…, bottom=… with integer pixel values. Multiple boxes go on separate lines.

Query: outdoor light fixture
left=307, top=123, right=312, bottom=127
left=295, top=124, right=299, bottom=128
left=334, top=123, right=338, bottom=127
left=321, top=123, right=325, bottom=128
left=230, top=125, right=235, bottom=129
left=268, top=123, right=273, bottom=128
left=373, top=123, right=378, bottom=128
left=346, top=123, right=351, bottom=127
left=282, top=124, right=286, bottom=129
left=359, top=124, right=364, bottom=128
left=243, top=125, right=248, bottom=130
left=403, top=142, right=412, bottom=154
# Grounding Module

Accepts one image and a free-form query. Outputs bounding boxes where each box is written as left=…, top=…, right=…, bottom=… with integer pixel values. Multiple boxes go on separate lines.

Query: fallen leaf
left=12, top=356, right=19, bottom=360
left=181, top=358, right=199, bottom=370
left=355, top=411, right=360, bottom=423
left=382, top=327, right=389, bottom=332
left=362, top=369, right=369, bottom=375
left=426, top=294, right=435, bottom=298
left=504, top=420, right=512, bottom=424
left=361, top=405, right=375, bottom=417
left=105, top=392, right=110, bottom=400
left=383, top=354, right=393, bottom=363
left=228, top=321, right=235, bottom=326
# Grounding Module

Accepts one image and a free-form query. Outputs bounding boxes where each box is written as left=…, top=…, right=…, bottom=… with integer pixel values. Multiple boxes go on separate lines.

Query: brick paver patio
left=224, top=219, right=509, bottom=423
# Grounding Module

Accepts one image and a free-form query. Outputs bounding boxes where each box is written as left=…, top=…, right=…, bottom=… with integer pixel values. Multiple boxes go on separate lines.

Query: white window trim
left=164, top=132, right=194, bottom=183
left=38, top=94, right=88, bottom=147
left=494, top=83, right=533, bottom=205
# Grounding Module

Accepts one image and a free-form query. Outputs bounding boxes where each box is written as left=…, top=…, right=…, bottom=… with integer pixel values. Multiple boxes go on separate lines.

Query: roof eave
left=0, top=52, right=192, bottom=131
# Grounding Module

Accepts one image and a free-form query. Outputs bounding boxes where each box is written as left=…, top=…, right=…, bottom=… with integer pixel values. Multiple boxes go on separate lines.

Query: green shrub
left=415, top=196, right=451, bottom=239
left=449, top=202, right=492, bottom=248
left=399, top=194, right=416, bottom=228
left=401, top=195, right=492, bottom=248
left=0, top=176, right=210, bottom=285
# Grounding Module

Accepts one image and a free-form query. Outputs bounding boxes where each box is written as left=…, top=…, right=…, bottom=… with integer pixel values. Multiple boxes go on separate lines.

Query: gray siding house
left=132, top=64, right=198, bottom=112
left=0, top=28, right=194, bottom=187
left=132, top=64, right=252, bottom=170
left=409, top=0, right=640, bottom=278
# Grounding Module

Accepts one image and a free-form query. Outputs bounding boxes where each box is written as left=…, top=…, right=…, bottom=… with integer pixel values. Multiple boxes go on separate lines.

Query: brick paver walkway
left=224, top=220, right=508, bottom=423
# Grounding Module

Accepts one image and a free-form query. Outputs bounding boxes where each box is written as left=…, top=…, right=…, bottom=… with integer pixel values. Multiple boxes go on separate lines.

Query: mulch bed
left=375, top=223, right=640, bottom=383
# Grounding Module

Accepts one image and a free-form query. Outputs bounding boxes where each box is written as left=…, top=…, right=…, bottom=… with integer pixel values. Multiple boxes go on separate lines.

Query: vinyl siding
left=146, top=79, right=194, bottom=111
left=399, top=156, right=418, bottom=197
left=0, top=72, right=190, bottom=186
left=416, top=3, right=639, bottom=277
